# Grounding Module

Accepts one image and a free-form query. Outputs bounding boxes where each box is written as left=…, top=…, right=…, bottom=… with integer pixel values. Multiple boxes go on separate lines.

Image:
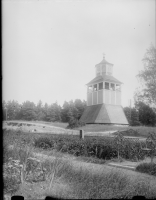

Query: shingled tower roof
left=80, top=104, right=129, bottom=124
left=86, top=75, right=122, bottom=85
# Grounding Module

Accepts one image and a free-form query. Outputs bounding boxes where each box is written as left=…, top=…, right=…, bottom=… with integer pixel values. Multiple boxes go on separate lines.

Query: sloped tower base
left=80, top=104, right=129, bottom=125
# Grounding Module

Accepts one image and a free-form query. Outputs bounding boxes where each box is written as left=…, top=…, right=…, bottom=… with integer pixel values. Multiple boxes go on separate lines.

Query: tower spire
left=103, top=53, right=105, bottom=59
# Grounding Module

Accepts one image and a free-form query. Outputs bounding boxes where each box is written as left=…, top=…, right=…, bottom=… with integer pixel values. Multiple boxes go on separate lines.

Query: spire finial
left=103, top=53, right=105, bottom=59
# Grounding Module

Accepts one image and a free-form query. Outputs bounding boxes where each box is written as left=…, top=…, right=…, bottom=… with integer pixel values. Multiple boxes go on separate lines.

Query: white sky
left=2, top=0, right=155, bottom=107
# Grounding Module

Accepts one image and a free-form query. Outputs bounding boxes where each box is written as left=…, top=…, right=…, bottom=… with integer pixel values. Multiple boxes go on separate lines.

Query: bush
left=34, top=137, right=54, bottom=149
left=67, top=119, right=85, bottom=129
left=4, top=176, right=20, bottom=194
left=136, top=162, right=156, bottom=176
left=34, top=134, right=148, bottom=161
left=3, top=158, right=22, bottom=194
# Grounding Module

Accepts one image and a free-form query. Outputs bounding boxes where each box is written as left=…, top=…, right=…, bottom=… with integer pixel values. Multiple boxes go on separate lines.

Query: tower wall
left=116, top=91, right=121, bottom=105
left=87, top=88, right=121, bottom=106
left=98, top=90, right=103, bottom=104
left=111, top=90, right=115, bottom=104
left=87, top=93, right=92, bottom=106
left=93, top=92, right=97, bottom=105
left=104, top=90, right=109, bottom=104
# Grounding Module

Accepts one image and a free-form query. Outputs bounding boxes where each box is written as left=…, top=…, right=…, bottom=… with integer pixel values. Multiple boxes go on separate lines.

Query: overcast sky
left=2, top=0, right=155, bottom=107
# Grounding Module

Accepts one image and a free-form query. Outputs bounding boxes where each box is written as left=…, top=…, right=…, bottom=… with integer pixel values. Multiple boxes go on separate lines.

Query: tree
left=124, top=107, right=140, bottom=126
left=2, top=100, right=7, bottom=120
left=61, top=101, right=70, bottom=122
left=135, top=101, right=156, bottom=126
left=36, top=100, right=45, bottom=121
left=135, top=44, right=156, bottom=105
left=42, top=103, right=50, bottom=121
left=3, top=100, right=21, bottom=120
left=52, top=102, right=62, bottom=122
left=74, top=99, right=87, bottom=120
left=131, top=108, right=140, bottom=126
left=19, top=101, right=37, bottom=121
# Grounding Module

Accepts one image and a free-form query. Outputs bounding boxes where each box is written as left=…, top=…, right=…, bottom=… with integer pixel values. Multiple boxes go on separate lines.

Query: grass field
left=76, top=124, right=156, bottom=135
left=31, top=121, right=68, bottom=129
left=4, top=120, right=156, bottom=139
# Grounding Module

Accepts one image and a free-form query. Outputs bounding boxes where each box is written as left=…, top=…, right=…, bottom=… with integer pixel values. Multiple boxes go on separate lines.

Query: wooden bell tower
left=80, top=55, right=129, bottom=125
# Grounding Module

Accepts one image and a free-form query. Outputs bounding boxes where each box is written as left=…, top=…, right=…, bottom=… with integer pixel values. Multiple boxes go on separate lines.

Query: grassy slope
left=15, top=149, right=156, bottom=199
left=5, top=120, right=68, bottom=129
left=30, top=121, right=68, bottom=129
left=4, top=120, right=156, bottom=138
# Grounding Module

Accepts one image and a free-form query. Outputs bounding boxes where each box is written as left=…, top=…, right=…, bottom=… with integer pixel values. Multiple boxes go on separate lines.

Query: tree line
left=2, top=99, right=87, bottom=124
left=2, top=98, right=156, bottom=126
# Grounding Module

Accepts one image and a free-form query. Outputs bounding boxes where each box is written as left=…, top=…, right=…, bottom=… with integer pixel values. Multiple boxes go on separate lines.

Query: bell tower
left=80, top=55, right=129, bottom=125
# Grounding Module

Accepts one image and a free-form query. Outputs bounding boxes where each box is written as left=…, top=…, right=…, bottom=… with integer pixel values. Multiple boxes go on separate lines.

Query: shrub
left=34, top=137, right=54, bottom=149
left=67, top=119, right=85, bottom=129
left=34, top=134, right=148, bottom=161
left=4, top=176, right=20, bottom=194
left=3, top=158, right=22, bottom=195
left=136, top=162, right=156, bottom=176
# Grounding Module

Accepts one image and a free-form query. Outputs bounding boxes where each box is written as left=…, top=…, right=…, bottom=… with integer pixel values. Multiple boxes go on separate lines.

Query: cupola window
left=105, top=82, right=109, bottom=90
left=93, top=84, right=97, bottom=91
left=96, top=66, right=100, bottom=76
left=110, top=83, right=115, bottom=91
left=98, top=82, right=103, bottom=90
left=116, top=84, right=121, bottom=91
left=88, top=86, right=93, bottom=93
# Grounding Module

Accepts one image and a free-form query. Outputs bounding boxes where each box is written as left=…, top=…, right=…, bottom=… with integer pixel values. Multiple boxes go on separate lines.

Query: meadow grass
left=46, top=158, right=156, bottom=199
left=76, top=124, right=156, bottom=136
left=5, top=120, right=68, bottom=129
left=4, top=120, right=156, bottom=138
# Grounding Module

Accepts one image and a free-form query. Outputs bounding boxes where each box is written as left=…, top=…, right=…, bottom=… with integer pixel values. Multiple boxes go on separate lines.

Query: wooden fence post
left=80, top=129, right=84, bottom=140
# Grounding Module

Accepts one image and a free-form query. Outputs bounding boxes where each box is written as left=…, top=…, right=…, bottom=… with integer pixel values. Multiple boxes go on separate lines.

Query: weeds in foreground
left=3, top=145, right=156, bottom=199
left=47, top=158, right=69, bottom=192
left=3, top=144, right=34, bottom=195
left=56, top=162, right=156, bottom=199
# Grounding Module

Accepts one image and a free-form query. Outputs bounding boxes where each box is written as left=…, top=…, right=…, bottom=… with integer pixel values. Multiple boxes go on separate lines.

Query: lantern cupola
left=95, top=54, right=113, bottom=77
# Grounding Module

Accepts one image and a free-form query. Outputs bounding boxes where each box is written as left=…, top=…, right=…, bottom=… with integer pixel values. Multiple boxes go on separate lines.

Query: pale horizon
left=2, top=0, right=155, bottom=108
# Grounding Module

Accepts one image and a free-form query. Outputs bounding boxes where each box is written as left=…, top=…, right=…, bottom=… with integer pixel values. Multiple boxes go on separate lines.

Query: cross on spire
left=103, top=53, right=105, bottom=59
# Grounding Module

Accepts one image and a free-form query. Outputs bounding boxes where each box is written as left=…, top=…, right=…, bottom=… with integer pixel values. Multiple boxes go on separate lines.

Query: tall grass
left=48, top=160, right=156, bottom=199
